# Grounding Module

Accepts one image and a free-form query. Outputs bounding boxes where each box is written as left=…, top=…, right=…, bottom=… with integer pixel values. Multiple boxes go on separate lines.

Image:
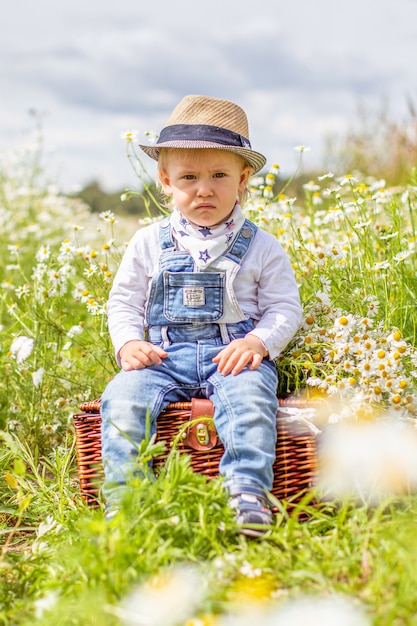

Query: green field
left=2, top=121, right=417, bottom=625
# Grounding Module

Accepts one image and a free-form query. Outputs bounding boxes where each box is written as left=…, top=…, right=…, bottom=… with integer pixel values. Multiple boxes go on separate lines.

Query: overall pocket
left=163, top=271, right=225, bottom=323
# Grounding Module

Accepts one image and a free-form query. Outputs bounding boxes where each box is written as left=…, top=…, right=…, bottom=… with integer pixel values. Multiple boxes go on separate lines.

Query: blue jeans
left=101, top=337, right=278, bottom=504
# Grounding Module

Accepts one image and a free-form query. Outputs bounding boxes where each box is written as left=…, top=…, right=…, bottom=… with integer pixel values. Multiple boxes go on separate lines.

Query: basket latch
left=182, top=398, right=217, bottom=451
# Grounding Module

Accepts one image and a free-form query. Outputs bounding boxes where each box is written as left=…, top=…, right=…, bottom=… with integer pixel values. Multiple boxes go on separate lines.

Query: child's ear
left=158, top=168, right=172, bottom=196
left=238, top=164, right=253, bottom=191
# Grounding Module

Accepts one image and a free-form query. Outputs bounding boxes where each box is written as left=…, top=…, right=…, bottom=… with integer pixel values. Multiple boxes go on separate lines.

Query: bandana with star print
left=169, top=201, right=245, bottom=268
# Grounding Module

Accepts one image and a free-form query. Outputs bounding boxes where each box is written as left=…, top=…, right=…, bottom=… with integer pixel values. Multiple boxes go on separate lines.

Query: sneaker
left=228, top=482, right=273, bottom=538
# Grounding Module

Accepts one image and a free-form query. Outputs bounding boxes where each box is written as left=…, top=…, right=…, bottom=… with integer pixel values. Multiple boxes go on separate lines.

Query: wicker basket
left=73, top=397, right=319, bottom=509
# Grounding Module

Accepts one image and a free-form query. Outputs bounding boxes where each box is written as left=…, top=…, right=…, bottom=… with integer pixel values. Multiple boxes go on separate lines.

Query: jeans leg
left=101, top=367, right=178, bottom=503
left=207, top=359, right=278, bottom=491
left=100, top=343, right=203, bottom=504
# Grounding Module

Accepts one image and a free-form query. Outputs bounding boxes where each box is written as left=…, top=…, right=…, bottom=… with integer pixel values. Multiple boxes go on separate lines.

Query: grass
left=3, top=444, right=417, bottom=625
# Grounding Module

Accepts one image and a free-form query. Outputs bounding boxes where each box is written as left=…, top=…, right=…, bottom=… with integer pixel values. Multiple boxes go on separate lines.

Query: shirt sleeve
left=244, top=231, right=303, bottom=360
left=106, top=225, right=158, bottom=363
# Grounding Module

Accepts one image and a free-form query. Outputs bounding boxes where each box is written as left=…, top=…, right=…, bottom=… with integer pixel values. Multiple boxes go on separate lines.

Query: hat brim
left=139, top=140, right=266, bottom=174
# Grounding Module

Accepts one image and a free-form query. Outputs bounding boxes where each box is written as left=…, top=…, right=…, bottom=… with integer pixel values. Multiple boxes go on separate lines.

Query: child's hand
left=212, top=335, right=268, bottom=376
left=119, top=340, right=168, bottom=371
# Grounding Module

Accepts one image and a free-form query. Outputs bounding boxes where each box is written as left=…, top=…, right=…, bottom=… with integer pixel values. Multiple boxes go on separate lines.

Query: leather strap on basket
left=183, top=398, right=217, bottom=451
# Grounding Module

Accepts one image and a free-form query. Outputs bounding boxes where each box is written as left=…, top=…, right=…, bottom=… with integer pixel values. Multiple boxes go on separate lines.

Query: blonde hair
left=157, top=148, right=253, bottom=206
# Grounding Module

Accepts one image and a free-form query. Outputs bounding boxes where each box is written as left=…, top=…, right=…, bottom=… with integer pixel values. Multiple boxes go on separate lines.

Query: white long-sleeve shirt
left=107, top=221, right=303, bottom=361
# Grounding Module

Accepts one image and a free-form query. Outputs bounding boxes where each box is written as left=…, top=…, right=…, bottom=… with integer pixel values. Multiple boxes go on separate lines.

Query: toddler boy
left=101, top=94, right=302, bottom=536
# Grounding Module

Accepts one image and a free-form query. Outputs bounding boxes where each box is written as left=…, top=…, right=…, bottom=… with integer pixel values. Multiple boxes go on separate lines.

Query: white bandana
left=170, top=202, right=245, bottom=268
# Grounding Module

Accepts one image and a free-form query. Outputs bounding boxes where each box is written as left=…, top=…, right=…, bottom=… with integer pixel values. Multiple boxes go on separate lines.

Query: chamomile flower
left=33, top=591, right=60, bottom=620
left=15, top=284, right=30, bottom=299
left=122, top=130, right=138, bottom=143
left=8, top=243, right=20, bottom=255
left=32, top=367, right=44, bottom=388
left=36, top=244, right=50, bottom=262
left=101, top=238, right=115, bottom=251
left=369, top=179, right=386, bottom=191
left=322, top=207, right=345, bottom=223
left=41, top=423, right=58, bottom=436
left=100, top=210, right=117, bottom=223
left=239, top=561, right=263, bottom=578
left=338, top=174, right=358, bottom=186
left=83, top=265, right=98, bottom=277
left=144, top=130, right=159, bottom=144
left=317, top=171, right=334, bottom=180
left=373, top=188, right=389, bottom=202
left=59, top=240, right=76, bottom=256
left=372, top=260, right=390, bottom=271
left=67, top=324, right=83, bottom=338
left=312, top=192, right=323, bottom=205
left=342, top=359, right=355, bottom=373
left=113, top=566, right=205, bottom=626
left=315, top=291, right=332, bottom=306
left=303, top=181, right=320, bottom=192
left=318, top=416, right=417, bottom=502
left=10, top=336, right=34, bottom=364
left=364, top=296, right=380, bottom=317
left=335, top=315, right=355, bottom=332
left=354, top=220, right=372, bottom=229
left=393, top=250, right=412, bottom=263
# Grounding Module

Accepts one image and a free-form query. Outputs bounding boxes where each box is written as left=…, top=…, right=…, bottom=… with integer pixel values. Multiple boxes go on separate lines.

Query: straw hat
left=139, top=94, right=266, bottom=173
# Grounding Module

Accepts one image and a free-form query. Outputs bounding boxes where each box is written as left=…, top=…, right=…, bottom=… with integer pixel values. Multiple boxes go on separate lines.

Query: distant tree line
left=70, top=181, right=163, bottom=217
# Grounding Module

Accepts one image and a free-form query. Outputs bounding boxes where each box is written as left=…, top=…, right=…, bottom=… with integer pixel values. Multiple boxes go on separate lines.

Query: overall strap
left=159, top=219, right=175, bottom=250
left=225, top=219, right=258, bottom=264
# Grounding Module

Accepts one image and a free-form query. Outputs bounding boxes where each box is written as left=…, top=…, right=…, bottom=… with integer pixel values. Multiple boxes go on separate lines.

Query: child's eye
left=183, top=174, right=196, bottom=180
left=213, top=172, right=226, bottom=178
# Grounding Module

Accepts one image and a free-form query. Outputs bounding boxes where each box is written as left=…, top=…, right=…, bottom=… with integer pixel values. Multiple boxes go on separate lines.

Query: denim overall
left=101, top=219, right=279, bottom=504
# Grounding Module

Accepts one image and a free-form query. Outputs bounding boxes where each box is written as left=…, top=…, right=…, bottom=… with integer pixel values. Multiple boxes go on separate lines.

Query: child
left=101, top=94, right=302, bottom=536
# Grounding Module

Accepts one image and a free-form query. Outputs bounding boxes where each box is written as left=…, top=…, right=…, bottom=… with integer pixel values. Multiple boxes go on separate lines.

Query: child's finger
left=248, top=353, right=263, bottom=370
left=138, top=344, right=168, bottom=365
left=217, top=351, right=249, bottom=376
left=212, top=347, right=234, bottom=372
left=153, top=346, right=168, bottom=359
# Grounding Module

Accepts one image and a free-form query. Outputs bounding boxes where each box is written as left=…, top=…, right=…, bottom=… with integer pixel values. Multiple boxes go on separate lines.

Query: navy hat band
left=157, top=124, right=252, bottom=149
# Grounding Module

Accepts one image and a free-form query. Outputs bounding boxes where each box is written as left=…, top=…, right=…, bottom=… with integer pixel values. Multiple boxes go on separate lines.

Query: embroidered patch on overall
left=183, top=287, right=205, bottom=307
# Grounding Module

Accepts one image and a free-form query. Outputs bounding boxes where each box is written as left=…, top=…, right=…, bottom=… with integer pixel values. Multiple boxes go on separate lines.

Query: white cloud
left=1, top=0, right=416, bottom=191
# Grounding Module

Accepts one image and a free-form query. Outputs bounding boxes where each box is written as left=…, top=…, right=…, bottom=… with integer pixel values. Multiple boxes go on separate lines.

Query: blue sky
left=1, top=0, right=416, bottom=191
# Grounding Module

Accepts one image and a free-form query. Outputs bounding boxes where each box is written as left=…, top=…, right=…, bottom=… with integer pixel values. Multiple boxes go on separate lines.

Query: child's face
left=158, top=149, right=251, bottom=226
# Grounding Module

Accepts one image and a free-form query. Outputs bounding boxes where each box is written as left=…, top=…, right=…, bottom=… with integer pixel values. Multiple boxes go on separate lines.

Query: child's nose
left=196, top=179, right=214, bottom=196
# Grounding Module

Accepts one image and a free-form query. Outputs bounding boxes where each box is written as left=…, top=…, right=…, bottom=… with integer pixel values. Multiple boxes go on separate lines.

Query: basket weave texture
left=73, top=397, right=318, bottom=508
